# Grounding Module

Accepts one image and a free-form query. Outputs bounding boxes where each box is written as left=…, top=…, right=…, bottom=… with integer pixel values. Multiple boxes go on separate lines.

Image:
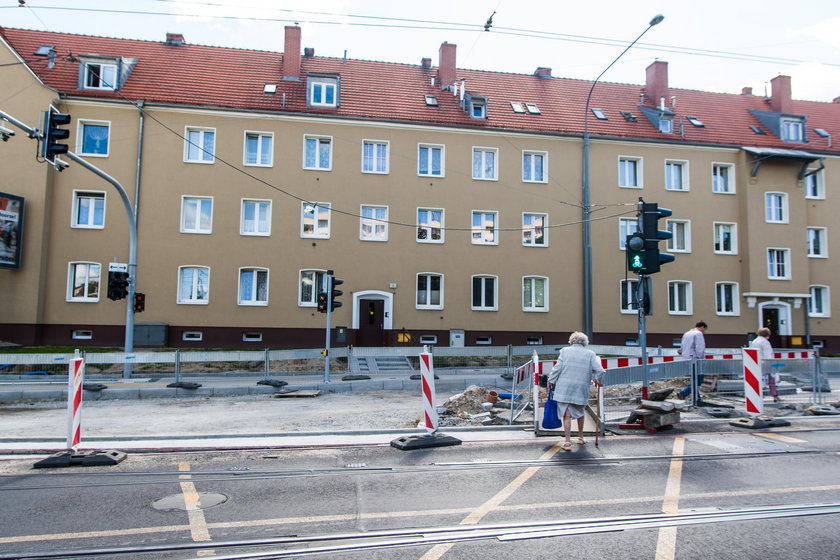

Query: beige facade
left=0, top=27, right=837, bottom=350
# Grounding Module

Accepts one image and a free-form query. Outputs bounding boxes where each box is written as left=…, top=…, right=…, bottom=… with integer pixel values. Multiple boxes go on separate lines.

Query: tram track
left=3, top=502, right=839, bottom=559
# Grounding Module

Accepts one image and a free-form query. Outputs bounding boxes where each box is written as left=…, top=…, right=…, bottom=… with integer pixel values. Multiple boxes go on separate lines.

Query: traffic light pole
left=636, top=276, right=649, bottom=400
left=323, top=271, right=333, bottom=383
left=0, top=109, right=137, bottom=376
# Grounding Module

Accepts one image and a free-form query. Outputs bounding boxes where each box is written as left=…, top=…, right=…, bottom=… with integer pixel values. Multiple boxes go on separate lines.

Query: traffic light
left=41, top=106, right=71, bottom=164
left=133, top=292, right=145, bottom=313
left=107, top=271, right=129, bottom=301
left=316, top=291, right=329, bottom=313
left=330, top=277, right=343, bottom=312
left=626, top=232, right=646, bottom=273
left=639, top=202, right=675, bottom=274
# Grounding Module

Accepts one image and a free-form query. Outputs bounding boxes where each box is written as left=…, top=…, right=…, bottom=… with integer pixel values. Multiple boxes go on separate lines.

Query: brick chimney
left=770, top=75, right=793, bottom=113
left=534, top=67, right=552, bottom=78
left=165, top=33, right=185, bottom=46
left=283, top=25, right=301, bottom=81
left=742, top=87, right=753, bottom=96
left=645, top=60, right=668, bottom=107
left=438, top=42, right=456, bottom=90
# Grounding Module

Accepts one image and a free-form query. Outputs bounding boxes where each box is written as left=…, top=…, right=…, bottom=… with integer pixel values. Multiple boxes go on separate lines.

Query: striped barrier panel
left=66, top=356, right=84, bottom=450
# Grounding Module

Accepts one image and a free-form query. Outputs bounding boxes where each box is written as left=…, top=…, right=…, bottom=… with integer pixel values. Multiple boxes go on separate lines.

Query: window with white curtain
left=178, top=266, right=210, bottom=304
left=238, top=268, right=269, bottom=305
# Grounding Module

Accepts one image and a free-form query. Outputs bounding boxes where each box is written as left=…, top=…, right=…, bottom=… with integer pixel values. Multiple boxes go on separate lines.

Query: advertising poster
left=0, top=191, right=24, bottom=269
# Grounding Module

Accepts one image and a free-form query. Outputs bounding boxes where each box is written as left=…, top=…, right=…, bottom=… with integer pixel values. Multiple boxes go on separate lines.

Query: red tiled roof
left=2, top=27, right=839, bottom=154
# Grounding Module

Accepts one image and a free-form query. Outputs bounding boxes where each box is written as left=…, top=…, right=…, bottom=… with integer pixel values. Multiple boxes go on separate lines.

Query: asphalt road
left=1, top=421, right=840, bottom=559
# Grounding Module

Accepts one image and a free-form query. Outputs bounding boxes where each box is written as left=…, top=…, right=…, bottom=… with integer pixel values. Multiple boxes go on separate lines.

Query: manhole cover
left=152, top=492, right=227, bottom=511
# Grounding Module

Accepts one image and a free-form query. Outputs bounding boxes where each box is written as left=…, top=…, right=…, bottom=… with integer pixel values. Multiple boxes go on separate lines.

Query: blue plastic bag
left=542, top=392, right=562, bottom=429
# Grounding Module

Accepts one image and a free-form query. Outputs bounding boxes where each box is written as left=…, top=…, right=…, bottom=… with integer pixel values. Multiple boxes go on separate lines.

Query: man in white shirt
left=677, top=321, right=707, bottom=400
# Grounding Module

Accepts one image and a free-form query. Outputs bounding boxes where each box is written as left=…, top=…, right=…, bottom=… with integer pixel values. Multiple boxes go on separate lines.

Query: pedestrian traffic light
left=626, top=232, right=646, bottom=273
left=317, top=291, right=329, bottom=313
left=107, top=271, right=129, bottom=300
left=41, top=106, right=71, bottom=164
left=133, top=292, right=145, bottom=313
left=330, top=277, right=343, bottom=312
left=639, top=202, right=675, bottom=274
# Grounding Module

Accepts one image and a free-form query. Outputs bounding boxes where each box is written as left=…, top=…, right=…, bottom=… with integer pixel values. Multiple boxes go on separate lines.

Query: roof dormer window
left=307, top=75, right=339, bottom=107
left=658, top=116, right=673, bottom=133
left=464, top=93, right=487, bottom=119
left=781, top=117, right=804, bottom=142
left=81, top=58, right=118, bottom=90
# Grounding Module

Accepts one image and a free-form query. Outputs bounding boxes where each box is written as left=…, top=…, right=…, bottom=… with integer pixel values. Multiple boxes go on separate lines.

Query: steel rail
left=5, top=502, right=839, bottom=559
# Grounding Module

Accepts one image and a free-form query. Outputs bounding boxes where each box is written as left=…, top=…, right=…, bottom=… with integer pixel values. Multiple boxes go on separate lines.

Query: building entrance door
left=357, top=299, right=384, bottom=346
left=762, top=307, right=782, bottom=348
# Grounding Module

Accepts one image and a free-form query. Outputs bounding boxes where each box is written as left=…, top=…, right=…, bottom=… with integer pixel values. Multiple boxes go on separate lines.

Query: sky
left=2, top=0, right=840, bottom=102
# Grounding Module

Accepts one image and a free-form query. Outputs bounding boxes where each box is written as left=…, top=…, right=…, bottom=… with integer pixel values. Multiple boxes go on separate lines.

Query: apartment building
left=0, top=25, right=837, bottom=350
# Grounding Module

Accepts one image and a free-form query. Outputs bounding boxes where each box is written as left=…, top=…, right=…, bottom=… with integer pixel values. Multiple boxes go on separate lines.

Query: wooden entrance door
left=357, top=299, right=384, bottom=346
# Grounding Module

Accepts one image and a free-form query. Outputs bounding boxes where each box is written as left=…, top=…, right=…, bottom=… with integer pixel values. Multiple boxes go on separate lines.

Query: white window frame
left=77, top=120, right=110, bottom=157
left=809, top=285, right=830, bottom=317
left=618, top=156, right=642, bottom=188
left=472, top=147, right=498, bottom=181
left=713, top=222, right=737, bottom=255
left=243, top=131, right=273, bottom=167
left=470, top=98, right=487, bottom=119
left=471, top=275, right=498, bottom=311
left=361, top=140, right=389, bottom=174
left=619, top=217, right=638, bottom=249
left=522, top=276, right=549, bottom=312
left=303, top=135, right=332, bottom=170
left=522, top=213, right=547, bottom=247
left=659, top=117, right=674, bottom=134
left=81, top=59, right=117, bottom=90
left=781, top=118, right=804, bottom=142
left=522, top=151, right=547, bottom=183
left=300, top=202, right=331, bottom=239
left=240, top=199, right=272, bottom=236
left=67, top=261, right=101, bottom=302
left=360, top=205, right=388, bottom=242
left=667, top=280, right=693, bottom=315
left=471, top=210, right=499, bottom=245
left=620, top=278, right=640, bottom=314
left=180, top=196, right=213, bottom=234
left=299, top=269, right=327, bottom=307
left=417, top=207, right=444, bottom=243
left=177, top=266, right=210, bottom=305
left=308, top=77, right=338, bottom=107
left=72, top=190, right=106, bottom=229
left=664, top=160, right=689, bottom=191
left=765, top=192, right=788, bottom=224
left=416, top=272, right=444, bottom=310
left=767, top=248, right=791, bottom=280
left=238, top=267, right=269, bottom=306
left=712, top=163, right=735, bottom=194
left=715, top=282, right=740, bottom=316
left=804, top=168, right=825, bottom=199
left=666, top=219, right=691, bottom=253
left=807, top=227, right=828, bottom=258
left=184, top=127, right=215, bottom=163
left=418, top=143, right=444, bottom=177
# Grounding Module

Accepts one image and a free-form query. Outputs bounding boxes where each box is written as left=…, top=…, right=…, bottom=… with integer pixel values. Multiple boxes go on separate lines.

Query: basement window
left=686, top=116, right=705, bottom=127
left=424, top=95, right=439, bottom=106
left=591, top=108, right=608, bottom=120
left=242, top=332, right=263, bottom=342
left=475, top=336, right=493, bottom=345
left=620, top=111, right=638, bottom=122
left=526, top=335, right=543, bottom=345
left=72, top=330, right=93, bottom=340
left=525, top=103, right=540, bottom=114
left=510, top=102, right=525, bottom=114
left=749, top=125, right=767, bottom=135
left=182, top=331, right=203, bottom=341
left=419, top=335, right=438, bottom=345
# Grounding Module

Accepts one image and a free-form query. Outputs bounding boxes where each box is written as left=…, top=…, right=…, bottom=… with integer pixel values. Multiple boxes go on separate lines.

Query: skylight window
left=815, top=128, right=830, bottom=138
left=424, top=95, right=439, bottom=106
left=620, top=111, right=637, bottom=123
left=591, top=108, right=607, bottom=120
left=749, top=125, right=766, bottom=135
left=525, top=103, right=540, bottom=114
left=510, top=102, right=525, bottom=114
left=686, top=116, right=705, bottom=127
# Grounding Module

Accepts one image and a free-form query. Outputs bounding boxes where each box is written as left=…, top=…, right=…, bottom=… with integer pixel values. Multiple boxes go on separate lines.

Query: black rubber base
left=390, top=433, right=462, bottom=450
left=34, top=449, right=127, bottom=469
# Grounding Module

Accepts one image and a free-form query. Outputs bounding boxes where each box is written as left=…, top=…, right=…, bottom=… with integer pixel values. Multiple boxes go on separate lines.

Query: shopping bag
left=542, top=392, right=562, bottom=429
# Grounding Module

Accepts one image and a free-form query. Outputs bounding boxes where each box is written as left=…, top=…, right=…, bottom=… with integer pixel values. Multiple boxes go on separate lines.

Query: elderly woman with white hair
left=547, top=331, right=605, bottom=451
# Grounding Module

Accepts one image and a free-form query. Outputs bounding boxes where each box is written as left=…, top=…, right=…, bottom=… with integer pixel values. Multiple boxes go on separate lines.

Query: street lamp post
left=582, top=14, right=664, bottom=340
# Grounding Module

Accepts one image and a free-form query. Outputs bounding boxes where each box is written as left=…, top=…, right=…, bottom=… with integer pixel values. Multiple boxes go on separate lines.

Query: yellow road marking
left=179, top=462, right=212, bottom=550
left=754, top=432, right=807, bottom=444
left=3, top=482, right=839, bottom=546
left=418, top=441, right=565, bottom=560
left=655, top=438, right=685, bottom=560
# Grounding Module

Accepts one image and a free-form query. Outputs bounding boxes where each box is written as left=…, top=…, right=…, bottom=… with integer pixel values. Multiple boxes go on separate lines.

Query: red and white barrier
left=66, top=356, right=84, bottom=450
left=420, top=347, right=437, bottom=433
left=742, top=348, right=763, bottom=416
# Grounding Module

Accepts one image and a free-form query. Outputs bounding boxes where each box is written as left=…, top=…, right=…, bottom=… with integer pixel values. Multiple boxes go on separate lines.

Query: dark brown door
left=762, top=307, right=782, bottom=348
left=357, top=299, right=384, bottom=346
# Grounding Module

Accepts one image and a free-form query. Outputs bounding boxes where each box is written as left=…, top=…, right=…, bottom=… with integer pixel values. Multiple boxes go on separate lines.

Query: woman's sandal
left=576, top=437, right=586, bottom=445
left=561, top=441, right=573, bottom=451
